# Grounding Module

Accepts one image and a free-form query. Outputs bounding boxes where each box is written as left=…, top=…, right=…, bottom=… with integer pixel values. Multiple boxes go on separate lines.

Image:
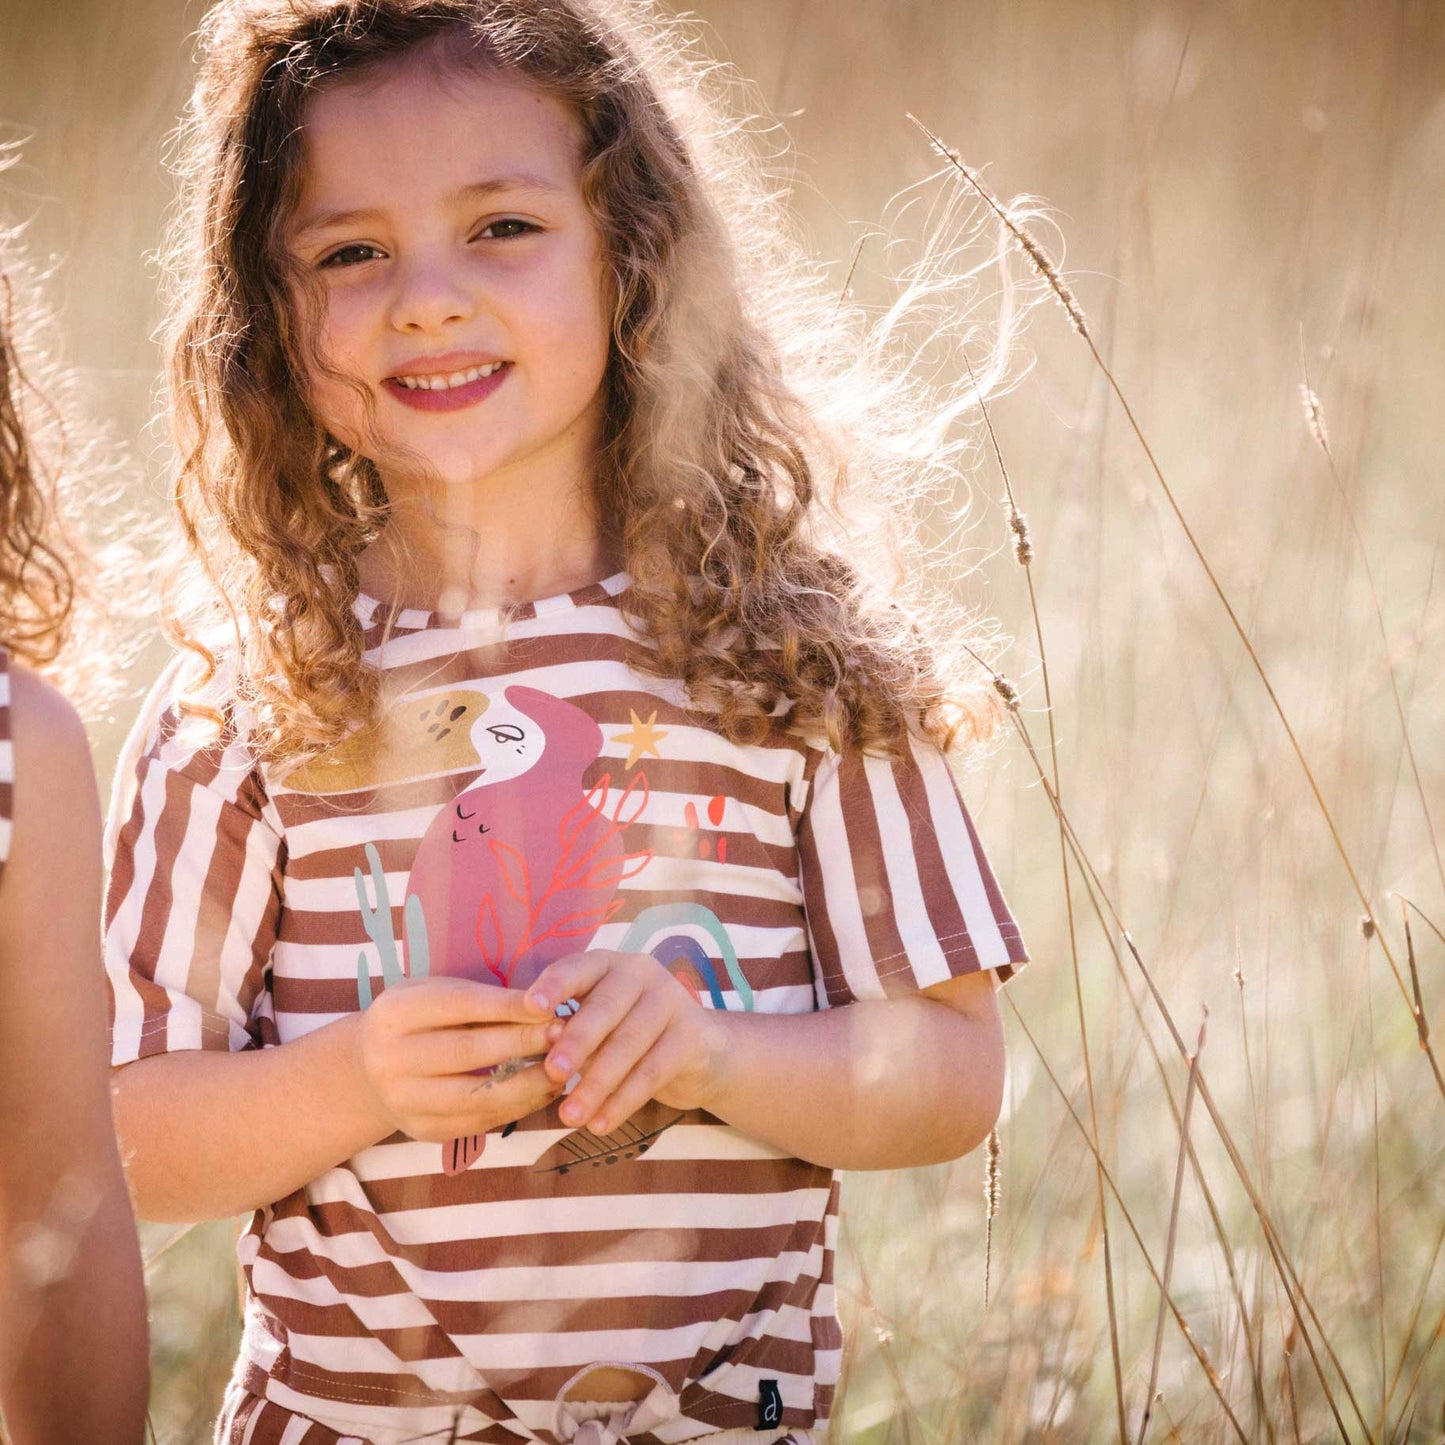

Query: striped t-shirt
left=104, top=574, right=1026, bottom=1445
left=0, top=649, right=11, bottom=876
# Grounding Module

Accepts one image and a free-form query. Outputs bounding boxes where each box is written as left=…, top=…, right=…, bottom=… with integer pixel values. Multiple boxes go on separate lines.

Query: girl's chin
left=372, top=451, right=516, bottom=495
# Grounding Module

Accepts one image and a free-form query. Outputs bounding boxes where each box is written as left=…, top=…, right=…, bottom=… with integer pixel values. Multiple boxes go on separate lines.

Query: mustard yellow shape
left=285, top=688, right=491, bottom=794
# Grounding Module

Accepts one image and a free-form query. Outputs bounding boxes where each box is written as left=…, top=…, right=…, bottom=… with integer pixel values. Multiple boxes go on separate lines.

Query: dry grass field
left=2, top=1, right=1442, bottom=1439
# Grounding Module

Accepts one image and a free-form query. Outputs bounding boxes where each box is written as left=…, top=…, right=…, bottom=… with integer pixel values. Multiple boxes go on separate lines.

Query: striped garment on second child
left=105, top=572, right=1027, bottom=1445
left=0, top=649, right=11, bottom=875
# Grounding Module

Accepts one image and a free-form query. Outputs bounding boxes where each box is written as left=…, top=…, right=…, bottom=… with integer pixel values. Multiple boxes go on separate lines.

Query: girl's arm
left=528, top=952, right=1005, bottom=1171
left=0, top=667, right=149, bottom=1445
left=691, top=969, right=1005, bottom=1168
left=111, top=1012, right=388, bottom=1223
left=112, top=977, right=565, bottom=1222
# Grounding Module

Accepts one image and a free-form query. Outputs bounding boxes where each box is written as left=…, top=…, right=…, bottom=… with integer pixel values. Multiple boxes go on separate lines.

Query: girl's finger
left=407, top=1021, right=557, bottom=1078
left=543, top=971, right=646, bottom=1083
left=525, top=951, right=615, bottom=1014
left=414, top=1060, right=560, bottom=1124
left=385, top=976, right=550, bottom=1031
left=556, top=997, right=670, bottom=1129
left=576, top=1036, right=682, bottom=1137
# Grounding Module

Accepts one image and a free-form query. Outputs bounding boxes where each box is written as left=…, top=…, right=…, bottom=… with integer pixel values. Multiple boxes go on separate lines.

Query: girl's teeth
left=395, top=362, right=503, bottom=391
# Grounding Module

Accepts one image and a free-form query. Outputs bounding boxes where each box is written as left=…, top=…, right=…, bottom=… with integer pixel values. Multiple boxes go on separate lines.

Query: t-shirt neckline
left=353, top=570, right=632, bottom=634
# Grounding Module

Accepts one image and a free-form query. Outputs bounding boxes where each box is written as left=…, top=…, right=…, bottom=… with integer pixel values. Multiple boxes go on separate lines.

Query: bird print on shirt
left=351, top=684, right=754, bottom=1175
left=407, top=685, right=652, bottom=993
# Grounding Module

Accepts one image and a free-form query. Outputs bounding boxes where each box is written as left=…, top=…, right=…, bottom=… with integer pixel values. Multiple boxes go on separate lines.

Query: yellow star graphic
left=613, top=709, right=668, bottom=769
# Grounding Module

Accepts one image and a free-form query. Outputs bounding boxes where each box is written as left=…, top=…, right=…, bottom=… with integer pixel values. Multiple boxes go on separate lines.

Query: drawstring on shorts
left=552, top=1365, right=677, bottom=1444
left=551, top=1364, right=819, bottom=1444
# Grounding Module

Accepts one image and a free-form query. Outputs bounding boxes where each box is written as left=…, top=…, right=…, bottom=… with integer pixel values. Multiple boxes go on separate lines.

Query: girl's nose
left=387, top=257, right=477, bottom=334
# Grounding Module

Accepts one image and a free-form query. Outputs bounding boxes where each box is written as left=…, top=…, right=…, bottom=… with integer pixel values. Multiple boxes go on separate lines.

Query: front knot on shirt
left=570, top=1419, right=626, bottom=1445
left=552, top=1366, right=678, bottom=1445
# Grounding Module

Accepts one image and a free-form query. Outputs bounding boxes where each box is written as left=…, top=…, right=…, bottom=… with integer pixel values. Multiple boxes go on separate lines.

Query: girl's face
left=286, top=51, right=613, bottom=499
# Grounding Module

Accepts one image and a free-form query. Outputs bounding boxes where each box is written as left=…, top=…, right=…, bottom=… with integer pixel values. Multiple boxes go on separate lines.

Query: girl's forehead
left=293, top=56, right=585, bottom=218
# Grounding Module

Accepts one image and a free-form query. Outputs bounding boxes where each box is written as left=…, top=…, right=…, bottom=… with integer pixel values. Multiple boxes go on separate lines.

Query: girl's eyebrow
left=291, top=172, right=566, bottom=241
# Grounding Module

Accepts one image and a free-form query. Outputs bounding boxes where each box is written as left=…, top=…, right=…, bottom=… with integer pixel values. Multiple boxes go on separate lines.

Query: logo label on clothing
left=757, top=1378, right=783, bottom=1429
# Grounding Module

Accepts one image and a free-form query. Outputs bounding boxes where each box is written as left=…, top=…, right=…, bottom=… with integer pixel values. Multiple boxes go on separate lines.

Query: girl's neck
left=357, top=469, right=620, bottom=615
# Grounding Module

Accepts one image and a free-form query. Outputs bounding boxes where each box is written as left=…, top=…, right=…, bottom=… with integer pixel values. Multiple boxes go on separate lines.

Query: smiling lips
left=383, top=359, right=512, bottom=413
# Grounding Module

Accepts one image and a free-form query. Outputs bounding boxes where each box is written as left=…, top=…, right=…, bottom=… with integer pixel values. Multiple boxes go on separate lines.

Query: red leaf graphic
left=611, top=771, right=650, bottom=828
left=558, top=777, right=610, bottom=853
left=580, top=847, right=653, bottom=892
left=476, top=895, right=503, bottom=973
left=553, top=825, right=613, bottom=891
left=529, top=898, right=625, bottom=948
left=488, top=838, right=532, bottom=909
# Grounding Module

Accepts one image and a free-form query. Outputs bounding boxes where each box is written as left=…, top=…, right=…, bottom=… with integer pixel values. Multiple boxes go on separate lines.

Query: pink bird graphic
left=405, top=685, right=650, bottom=1172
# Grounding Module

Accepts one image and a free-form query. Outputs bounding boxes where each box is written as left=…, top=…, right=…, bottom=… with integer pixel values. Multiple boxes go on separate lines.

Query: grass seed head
left=907, top=113, right=1093, bottom=342
left=1008, top=505, right=1034, bottom=566
left=985, top=1127, right=1001, bottom=1218
left=1300, top=383, right=1329, bottom=451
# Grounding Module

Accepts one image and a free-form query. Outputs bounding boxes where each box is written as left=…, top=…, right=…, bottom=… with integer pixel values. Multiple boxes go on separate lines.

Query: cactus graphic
left=355, top=842, right=430, bottom=1008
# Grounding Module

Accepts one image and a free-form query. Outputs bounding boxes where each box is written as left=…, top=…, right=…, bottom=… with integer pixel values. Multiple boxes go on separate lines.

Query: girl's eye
left=477, top=218, right=539, bottom=241
left=318, top=243, right=384, bottom=269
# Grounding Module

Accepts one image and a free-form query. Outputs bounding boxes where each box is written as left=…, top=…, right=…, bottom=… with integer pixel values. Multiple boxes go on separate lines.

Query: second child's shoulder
left=0, top=658, right=102, bottom=921
left=6, top=657, right=95, bottom=794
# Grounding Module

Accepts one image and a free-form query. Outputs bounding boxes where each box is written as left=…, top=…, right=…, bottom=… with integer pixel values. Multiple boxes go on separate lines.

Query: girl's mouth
left=382, top=361, right=511, bottom=413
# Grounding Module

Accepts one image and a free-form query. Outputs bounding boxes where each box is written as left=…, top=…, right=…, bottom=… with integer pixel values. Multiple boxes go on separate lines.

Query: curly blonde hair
left=165, top=0, right=1021, bottom=763
left=0, top=270, right=76, bottom=670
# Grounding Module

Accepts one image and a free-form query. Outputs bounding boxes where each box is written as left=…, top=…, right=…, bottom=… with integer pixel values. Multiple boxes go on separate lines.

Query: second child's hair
left=0, top=266, right=76, bottom=669
left=0, top=211, right=149, bottom=713
left=167, top=0, right=1021, bottom=765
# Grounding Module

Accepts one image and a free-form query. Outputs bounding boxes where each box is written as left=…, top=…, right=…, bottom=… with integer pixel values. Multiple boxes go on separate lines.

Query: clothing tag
left=756, top=1379, right=783, bottom=1430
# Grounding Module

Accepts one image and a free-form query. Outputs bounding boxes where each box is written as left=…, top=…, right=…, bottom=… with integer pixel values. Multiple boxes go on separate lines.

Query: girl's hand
left=355, top=977, right=564, bottom=1144
left=526, top=952, right=729, bottom=1136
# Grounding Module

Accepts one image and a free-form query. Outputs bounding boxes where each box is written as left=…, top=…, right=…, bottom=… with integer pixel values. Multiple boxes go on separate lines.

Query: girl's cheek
left=324, top=289, right=377, bottom=339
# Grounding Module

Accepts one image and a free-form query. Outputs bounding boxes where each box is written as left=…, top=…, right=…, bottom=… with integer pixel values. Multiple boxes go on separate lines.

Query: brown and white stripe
left=106, top=575, right=1025, bottom=1444
left=0, top=650, right=12, bottom=873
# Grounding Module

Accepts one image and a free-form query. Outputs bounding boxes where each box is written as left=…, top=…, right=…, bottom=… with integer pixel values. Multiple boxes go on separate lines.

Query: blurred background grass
left=2, top=0, right=1443, bottom=1439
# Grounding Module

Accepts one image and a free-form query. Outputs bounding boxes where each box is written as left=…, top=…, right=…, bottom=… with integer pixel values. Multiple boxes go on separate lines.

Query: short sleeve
left=797, top=736, right=1027, bottom=1007
left=104, top=667, right=284, bottom=1065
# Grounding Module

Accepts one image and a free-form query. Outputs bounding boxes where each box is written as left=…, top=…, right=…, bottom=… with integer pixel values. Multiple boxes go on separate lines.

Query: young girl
left=105, top=2, right=1027, bottom=1441
left=0, top=250, right=149, bottom=1441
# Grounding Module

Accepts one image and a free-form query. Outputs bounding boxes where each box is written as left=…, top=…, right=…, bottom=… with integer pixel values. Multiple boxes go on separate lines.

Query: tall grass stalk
left=962, top=351, right=1129, bottom=1442
left=1136, top=1012, right=1207, bottom=1445
left=1297, top=347, right=1445, bottom=904
left=966, top=347, right=1280, bottom=1437
left=1004, top=997, right=1249, bottom=1443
